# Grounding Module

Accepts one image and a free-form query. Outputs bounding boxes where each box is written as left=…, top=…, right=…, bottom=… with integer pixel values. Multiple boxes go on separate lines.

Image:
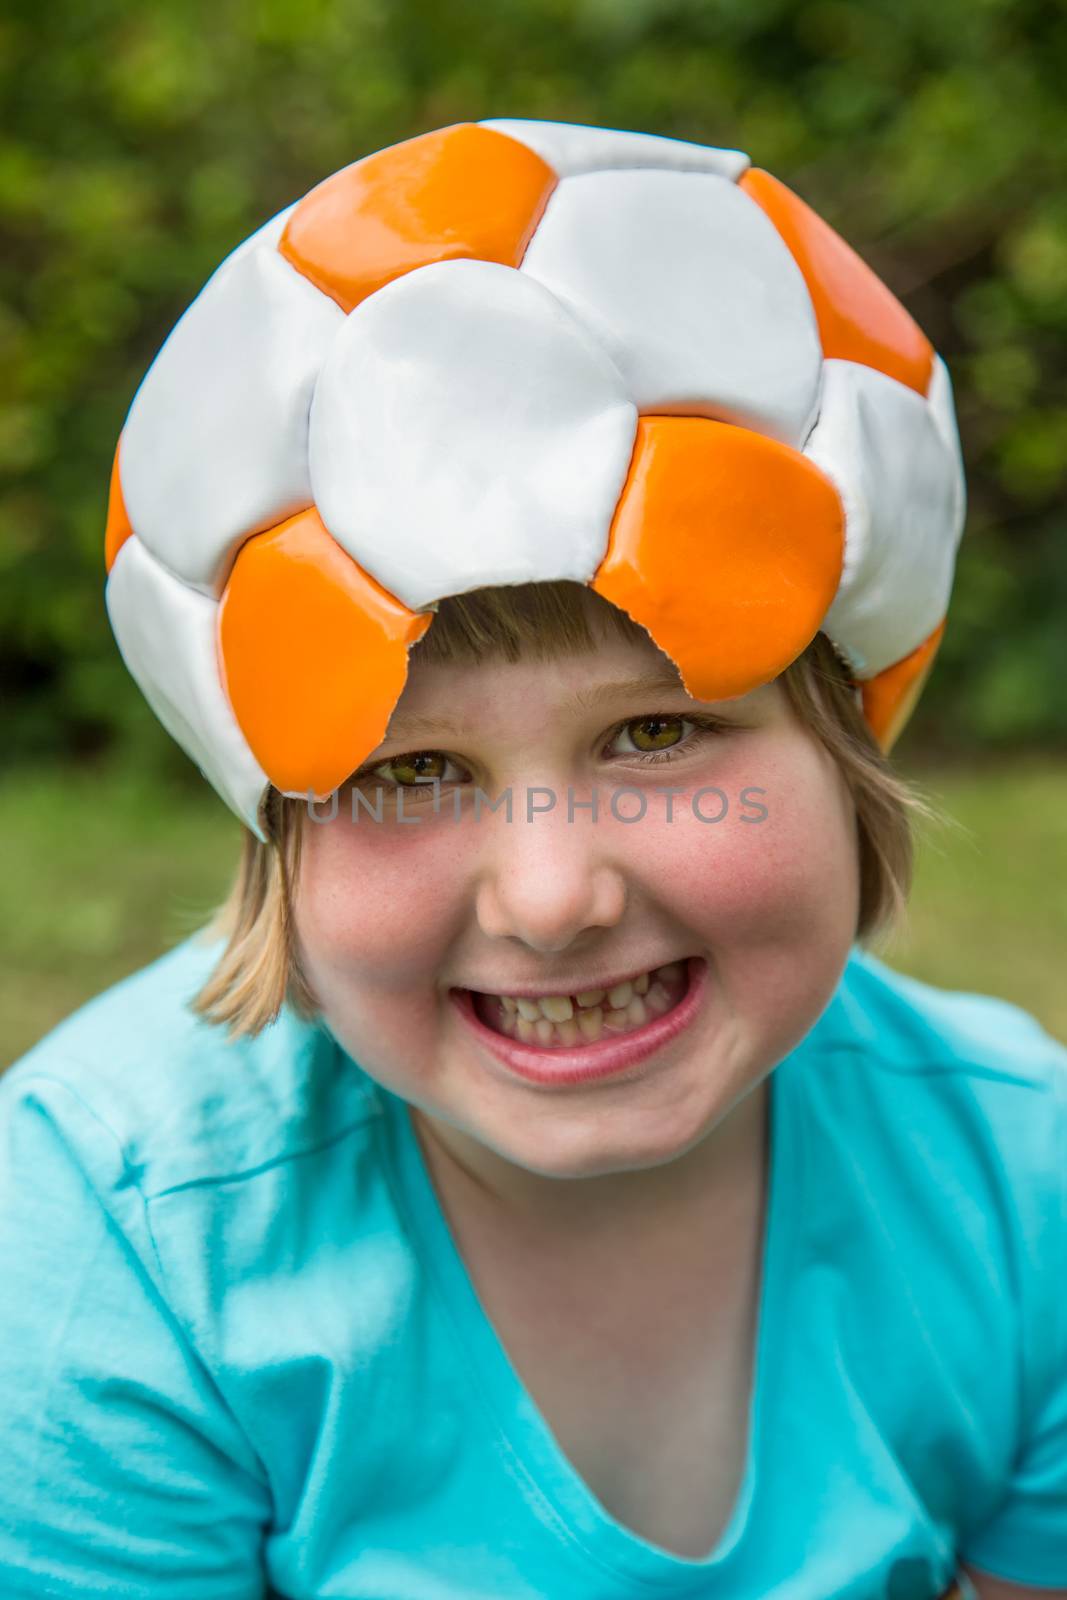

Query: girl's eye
left=355, top=750, right=463, bottom=792
left=609, top=713, right=726, bottom=764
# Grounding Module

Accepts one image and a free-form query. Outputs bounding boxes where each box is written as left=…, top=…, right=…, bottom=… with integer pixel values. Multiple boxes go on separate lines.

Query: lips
left=468, top=960, right=689, bottom=1049
left=449, top=957, right=708, bottom=1088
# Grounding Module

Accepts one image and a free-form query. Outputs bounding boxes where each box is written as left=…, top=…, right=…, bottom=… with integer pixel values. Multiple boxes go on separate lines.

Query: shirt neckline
left=377, top=1042, right=810, bottom=1591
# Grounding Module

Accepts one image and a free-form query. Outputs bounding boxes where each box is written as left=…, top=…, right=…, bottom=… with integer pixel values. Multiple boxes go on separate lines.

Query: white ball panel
left=479, top=119, right=750, bottom=181
left=519, top=169, right=823, bottom=447
left=208, top=200, right=299, bottom=284
left=925, top=354, right=968, bottom=548
left=806, top=361, right=962, bottom=678
left=120, top=245, right=343, bottom=598
left=308, top=259, right=639, bottom=612
left=105, top=536, right=269, bottom=839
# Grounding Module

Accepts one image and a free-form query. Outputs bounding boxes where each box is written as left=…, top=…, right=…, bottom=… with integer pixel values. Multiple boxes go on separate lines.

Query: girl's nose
left=472, top=798, right=628, bottom=954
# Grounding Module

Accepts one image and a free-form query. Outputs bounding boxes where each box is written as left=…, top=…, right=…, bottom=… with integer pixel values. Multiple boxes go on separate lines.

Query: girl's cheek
left=635, top=737, right=858, bottom=944
left=294, top=810, right=475, bottom=985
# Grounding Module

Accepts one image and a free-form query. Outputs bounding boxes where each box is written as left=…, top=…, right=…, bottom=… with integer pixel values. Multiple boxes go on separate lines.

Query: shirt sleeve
left=956, top=1047, right=1067, bottom=1586
left=0, top=1069, right=273, bottom=1600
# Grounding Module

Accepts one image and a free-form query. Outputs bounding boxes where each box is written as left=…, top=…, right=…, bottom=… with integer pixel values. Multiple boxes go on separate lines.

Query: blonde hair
left=190, top=581, right=944, bottom=1039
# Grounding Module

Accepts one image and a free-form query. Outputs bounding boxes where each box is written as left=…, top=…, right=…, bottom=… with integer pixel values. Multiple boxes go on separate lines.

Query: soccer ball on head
left=103, top=118, right=966, bottom=839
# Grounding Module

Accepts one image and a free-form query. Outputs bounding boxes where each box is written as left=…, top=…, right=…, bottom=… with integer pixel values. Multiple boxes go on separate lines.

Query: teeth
left=486, top=960, right=690, bottom=1049
left=577, top=1008, right=603, bottom=1041
left=645, top=981, right=671, bottom=1015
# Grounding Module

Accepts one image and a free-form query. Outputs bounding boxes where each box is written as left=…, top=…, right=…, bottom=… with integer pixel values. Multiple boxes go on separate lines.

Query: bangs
left=409, top=581, right=653, bottom=667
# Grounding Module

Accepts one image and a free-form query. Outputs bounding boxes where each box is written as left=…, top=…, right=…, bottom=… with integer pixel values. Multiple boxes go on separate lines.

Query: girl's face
left=292, top=603, right=860, bottom=1214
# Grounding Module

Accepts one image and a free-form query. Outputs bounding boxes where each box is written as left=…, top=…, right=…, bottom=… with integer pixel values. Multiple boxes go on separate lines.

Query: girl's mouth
left=469, top=960, right=689, bottom=1046
left=448, top=957, right=708, bottom=1088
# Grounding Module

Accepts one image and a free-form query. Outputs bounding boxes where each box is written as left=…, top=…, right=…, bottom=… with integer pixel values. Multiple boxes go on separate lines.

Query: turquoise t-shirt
left=0, top=931, right=1065, bottom=1599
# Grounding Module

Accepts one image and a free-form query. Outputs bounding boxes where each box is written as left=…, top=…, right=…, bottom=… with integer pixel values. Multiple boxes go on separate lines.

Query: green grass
left=869, top=755, right=1067, bottom=1044
left=2, top=754, right=1065, bottom=1070
left=0, top=763, right=241, bottom=1069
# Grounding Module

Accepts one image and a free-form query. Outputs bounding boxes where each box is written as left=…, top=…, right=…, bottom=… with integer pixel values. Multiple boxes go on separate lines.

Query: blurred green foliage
left=1, top=0, right=1065, bottom=775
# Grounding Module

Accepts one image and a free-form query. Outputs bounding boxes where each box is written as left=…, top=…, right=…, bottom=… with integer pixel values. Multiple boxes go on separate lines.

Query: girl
left=1, top=120, right=1064, bottom=1600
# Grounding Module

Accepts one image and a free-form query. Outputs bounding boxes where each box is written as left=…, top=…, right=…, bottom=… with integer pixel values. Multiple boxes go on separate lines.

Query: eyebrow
left=384, top=669, right=740, bottom=741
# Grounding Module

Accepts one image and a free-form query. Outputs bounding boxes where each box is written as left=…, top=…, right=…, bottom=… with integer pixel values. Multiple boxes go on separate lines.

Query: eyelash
left=350, top=713, right=731, bottom=792
left=609, top=712, right=729, bottom=766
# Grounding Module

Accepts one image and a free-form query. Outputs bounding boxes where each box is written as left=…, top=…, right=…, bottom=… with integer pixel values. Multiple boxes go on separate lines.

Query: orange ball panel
left=278, top=123, right=558, bottom=314
left=740, top=168, right=934, bottom=398
left=218, top=508, right=432, bottom=796
left=591, top=417, right=845, bottom=703
left=104, top=437, right=134, bottom=573
left=861, top=618, right=946, bottom=754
